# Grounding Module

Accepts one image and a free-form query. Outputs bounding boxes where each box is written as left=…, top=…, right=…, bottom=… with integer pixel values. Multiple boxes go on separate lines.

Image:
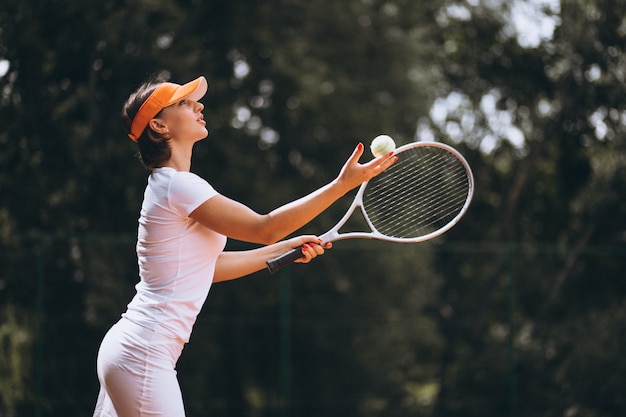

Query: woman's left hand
left=288, top=236, right=333, bottom=264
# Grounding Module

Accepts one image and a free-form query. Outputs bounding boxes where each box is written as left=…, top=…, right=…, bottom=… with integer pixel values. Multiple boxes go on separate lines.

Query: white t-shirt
left=123, top=167, right=227, bottom=343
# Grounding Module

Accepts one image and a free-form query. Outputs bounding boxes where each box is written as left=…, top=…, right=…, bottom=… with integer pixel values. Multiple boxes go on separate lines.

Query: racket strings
left=386, top=162, right=468, bottom=235
left=367, top=169, right=466, bottom=236
left=363, top=146, right=471, bottom=238
left=377, top=158, right=468, bottom=229
left=384, top=159, right=468, bottom=234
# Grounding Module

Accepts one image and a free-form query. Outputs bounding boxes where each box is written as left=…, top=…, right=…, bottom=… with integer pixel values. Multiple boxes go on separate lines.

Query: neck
left=163, top=140, right=193, bottom=172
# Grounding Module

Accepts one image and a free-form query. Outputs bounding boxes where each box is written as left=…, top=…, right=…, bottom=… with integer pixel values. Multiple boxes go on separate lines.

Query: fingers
left=342, top=142, right=365, bottom=170
left=357, top=143, right=397, bottom=173
left=294, top=240, right=332, bottom=264
left=373, top=151, right=398, bottom=166
left=349, top=142, right=365, bottom=163
left=363, top=150, right=398, bottom=177
left=338, top=143, right=397, bottom=190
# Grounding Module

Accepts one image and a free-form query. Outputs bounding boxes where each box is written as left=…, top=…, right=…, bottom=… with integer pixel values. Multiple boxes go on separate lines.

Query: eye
left=178, top=99, right=188, bottom=106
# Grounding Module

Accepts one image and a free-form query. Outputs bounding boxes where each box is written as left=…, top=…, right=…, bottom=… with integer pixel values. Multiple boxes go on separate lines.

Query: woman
left=93, top=75, right=396, bottom=417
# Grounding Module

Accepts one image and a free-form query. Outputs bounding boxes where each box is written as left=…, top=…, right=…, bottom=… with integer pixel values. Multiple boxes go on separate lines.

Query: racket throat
left=318, top=230, right=339, bottom=243
left=320, top=205, right=374, bottom=244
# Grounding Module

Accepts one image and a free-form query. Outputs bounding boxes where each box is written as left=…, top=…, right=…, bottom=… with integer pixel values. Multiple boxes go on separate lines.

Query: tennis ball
left=370, top=135, right=396, bottom=157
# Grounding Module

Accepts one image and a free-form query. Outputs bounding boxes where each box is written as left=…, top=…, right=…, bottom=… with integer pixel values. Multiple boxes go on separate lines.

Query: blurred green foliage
left=0, top=0, right=625, bottom=416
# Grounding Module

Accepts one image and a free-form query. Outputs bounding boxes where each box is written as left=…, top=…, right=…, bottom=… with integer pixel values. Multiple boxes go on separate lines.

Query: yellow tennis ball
left=370, top=135, right=396, bottom=157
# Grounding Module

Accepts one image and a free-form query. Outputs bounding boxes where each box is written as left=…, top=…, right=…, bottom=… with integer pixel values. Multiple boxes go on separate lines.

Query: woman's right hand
left=335, top=142, right=397, bottom=193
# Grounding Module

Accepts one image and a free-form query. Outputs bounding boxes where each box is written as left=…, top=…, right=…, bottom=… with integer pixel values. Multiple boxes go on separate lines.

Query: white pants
left=93, top=318, right=186, bottom=417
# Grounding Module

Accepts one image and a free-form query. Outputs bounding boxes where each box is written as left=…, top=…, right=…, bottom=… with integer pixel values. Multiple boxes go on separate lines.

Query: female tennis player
left=92, top=75, right=396, bottom=417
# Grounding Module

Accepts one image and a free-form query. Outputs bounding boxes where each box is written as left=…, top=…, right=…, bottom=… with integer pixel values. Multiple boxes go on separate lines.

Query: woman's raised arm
left=189, top=143, right=396, bottom=244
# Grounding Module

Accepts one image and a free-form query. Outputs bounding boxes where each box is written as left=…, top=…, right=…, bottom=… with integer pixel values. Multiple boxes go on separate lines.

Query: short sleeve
left=168, top=172, right=219, bottom=216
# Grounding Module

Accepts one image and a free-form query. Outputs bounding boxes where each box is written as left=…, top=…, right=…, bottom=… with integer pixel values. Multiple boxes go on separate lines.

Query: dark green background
left=1, top=1, right=625, bottom=416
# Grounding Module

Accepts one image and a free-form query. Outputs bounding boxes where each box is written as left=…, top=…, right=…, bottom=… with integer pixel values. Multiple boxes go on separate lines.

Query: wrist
left=330, top=177, right=352, bottom=198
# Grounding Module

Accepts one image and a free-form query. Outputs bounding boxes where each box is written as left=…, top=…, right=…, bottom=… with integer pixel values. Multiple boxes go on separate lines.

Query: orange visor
left=128, top=76, right=208, bottom=141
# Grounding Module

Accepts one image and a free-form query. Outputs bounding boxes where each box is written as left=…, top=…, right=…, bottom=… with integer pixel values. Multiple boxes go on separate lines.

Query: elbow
left=234, top=225, right=279, bottom=246
left=251, top=214, right=285, bottom=245
left=255, top=229, right=282, bottom=245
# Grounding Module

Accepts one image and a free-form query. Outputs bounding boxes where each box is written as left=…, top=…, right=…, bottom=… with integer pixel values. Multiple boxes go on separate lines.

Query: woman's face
left=157, top=98, right=208, bottom=143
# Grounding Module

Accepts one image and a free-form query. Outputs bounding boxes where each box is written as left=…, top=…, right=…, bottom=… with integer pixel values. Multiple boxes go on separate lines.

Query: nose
left=195, top=101, right=204, bottom=111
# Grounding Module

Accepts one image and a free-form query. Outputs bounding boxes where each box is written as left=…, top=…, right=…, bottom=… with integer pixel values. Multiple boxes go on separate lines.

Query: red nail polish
left=357, top=143, right=363, bottom=150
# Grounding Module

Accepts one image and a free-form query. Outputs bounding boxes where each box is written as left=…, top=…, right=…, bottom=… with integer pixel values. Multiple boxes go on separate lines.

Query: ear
left=148, top=118, right=169, bottom=135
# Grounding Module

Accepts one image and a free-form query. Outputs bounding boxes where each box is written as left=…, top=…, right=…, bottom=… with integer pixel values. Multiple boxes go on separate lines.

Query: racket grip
left=266, top=248, right=304, bottom=274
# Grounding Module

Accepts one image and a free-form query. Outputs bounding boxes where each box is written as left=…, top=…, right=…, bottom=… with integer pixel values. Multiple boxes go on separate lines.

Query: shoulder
left=170, top=171, right=218, bottom=198
left=151, top=168, right=212, bottom=191
left=154, top=168, right=220, bottom=216
left=170, top=170, right=211, bottom=188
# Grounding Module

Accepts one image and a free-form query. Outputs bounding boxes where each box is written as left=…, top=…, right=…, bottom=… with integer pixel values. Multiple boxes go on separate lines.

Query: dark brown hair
left=121, top=77, right=171, bottom=170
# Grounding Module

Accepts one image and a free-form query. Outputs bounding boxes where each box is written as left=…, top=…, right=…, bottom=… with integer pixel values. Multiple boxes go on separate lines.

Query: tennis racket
left=266, top=141, right=474, bottom=273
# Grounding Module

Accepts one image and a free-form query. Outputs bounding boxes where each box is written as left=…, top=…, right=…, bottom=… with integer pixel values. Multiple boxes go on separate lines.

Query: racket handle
left=266, top=248, right=304, bottom=274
